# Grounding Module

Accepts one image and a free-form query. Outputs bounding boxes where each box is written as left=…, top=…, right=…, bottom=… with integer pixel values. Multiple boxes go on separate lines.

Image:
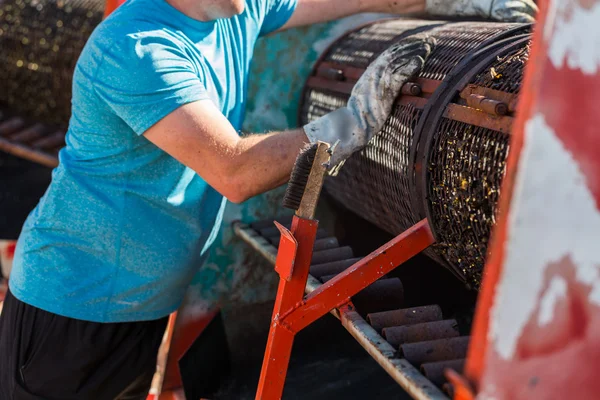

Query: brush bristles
left=282, top=143, right=319, bottom=211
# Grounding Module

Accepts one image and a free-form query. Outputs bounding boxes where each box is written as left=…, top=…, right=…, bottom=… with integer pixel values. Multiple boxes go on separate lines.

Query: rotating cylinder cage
left=0, top=0, right=104, bottom=127
left=299, top=19, right=532, bottom=289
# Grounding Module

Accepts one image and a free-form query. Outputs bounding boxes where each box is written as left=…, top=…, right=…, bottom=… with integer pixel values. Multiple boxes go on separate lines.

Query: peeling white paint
left=490, top=113, right=600, bottom=360
left=538, top=276, right=567, bottom=326
left=546, top=0, right=600, bottom=74
left=477, top=382, right=499, bottom=400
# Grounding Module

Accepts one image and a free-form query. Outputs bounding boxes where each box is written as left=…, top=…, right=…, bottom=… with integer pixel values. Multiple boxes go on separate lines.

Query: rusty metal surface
left=312, top=237, right=339, bottom=251
left=463, top=2, right=600, bottom=399
left=310, top=246, right=354, bottom=265
left=420, top=359, right=465, bottom=386
left=265, top=227, right=329, bottom=245
left=299, top=19, right=532, bottom=288
left=401, top=336, right=470, bottom=366
left=250, top=215, right=294, bottom=231
left=320, top=276, right=405, bottom=315
left=383, top=319, right=460, bottom=347
left=340, top=309, right=448, bottom=400
left=232, top=223, right=277, bottom=265
left=0, top=0, right=104, bottom=127
left=367, top=305, right=444, bottom=332
left=443, top=104, right=513, bottom=133
left=442, top=383, right=454, bottom=398
left=0, top=113, right=62, bottom=167
left=235, top=217, right=468, bottom=398
left=310, top=258, right=361, bottom=278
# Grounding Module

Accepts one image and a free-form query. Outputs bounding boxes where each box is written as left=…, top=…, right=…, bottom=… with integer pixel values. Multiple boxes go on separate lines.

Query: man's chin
left=229, top=3, right=245, bottom=17
left=216, top=3, right=245, bottom=19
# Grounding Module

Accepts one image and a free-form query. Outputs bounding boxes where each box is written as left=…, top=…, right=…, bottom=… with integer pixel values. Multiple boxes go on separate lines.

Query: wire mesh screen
left=0, top=0, right=104, bottom=127
left=325, top=103, right=422, bottom=235
left=300, top=19, right=531, bottom=288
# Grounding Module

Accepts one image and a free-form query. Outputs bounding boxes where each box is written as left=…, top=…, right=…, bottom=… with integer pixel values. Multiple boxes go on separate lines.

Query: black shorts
left=0, top=289, right=169, bottom=400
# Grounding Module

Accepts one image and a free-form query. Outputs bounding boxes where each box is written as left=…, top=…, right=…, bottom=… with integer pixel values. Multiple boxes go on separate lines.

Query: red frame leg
left=256, top=218, right=434, bottom=400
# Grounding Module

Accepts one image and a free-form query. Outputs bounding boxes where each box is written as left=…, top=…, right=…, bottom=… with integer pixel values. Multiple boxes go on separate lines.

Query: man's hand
left=303, top=35, right=435, bottom=166
left=425, top=0, right=537, bottom=23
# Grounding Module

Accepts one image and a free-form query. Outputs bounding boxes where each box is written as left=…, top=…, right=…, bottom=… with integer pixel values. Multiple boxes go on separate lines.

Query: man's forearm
left=143, top=100, right=311, bottom=204
left=281, top=0, right=425, bottom=31
left=227, top=129, right=310, bottom=202
left=365, top=0, right=425, bottom=15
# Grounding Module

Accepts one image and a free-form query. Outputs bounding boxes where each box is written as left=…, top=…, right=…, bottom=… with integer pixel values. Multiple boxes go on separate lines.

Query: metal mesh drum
left=299, top=19, right=532, bottom=289
left=0, top=0, right=104, bottom=127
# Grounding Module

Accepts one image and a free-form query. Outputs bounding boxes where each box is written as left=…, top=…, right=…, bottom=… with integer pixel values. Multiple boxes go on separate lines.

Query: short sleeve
left=93, top=34, right=211, bottom=136
left=258, top=0, right=299, bottom=37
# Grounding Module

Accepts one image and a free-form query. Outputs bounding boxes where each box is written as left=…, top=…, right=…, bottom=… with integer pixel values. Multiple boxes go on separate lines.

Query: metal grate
left=470, top=41, right=531, bottom=93
left=427, top=120, right=509, bottom=287
left=325, top=103, right=422, bottom=235
left=300, top=19, right=531, bottom=288
left=322, top=20, right=443, bottom=69
left=420, top=22, right=520, bottom=81
left=0, top=0, right=104, bottom=127
left=300, top=88, right=349, bottom=124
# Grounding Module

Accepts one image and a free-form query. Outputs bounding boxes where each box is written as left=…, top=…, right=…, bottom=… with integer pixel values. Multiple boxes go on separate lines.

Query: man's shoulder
left=90, top=0, right=187, bottom=55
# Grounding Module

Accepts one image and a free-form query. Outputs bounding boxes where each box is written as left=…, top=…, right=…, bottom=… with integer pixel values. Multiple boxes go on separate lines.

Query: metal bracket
left=273, top=221, right=297, bottom=282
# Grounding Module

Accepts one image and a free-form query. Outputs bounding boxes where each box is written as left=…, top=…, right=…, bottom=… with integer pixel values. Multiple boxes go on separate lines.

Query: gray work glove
left=425, top=0, right=538, bottom=23
left=304, top=36, right=435, bottom=166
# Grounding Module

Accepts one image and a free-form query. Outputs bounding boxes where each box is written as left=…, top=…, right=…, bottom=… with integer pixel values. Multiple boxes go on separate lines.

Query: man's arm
left=144, top=99, right=308, bottom=204
left=281, top=0, right=425, bottom=30
left=280, top=0, right=537, bottom=30
left=143, top=37, right=433, bottom=205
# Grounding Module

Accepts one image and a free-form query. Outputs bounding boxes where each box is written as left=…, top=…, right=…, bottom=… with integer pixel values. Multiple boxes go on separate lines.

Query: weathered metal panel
left=463, top=0, right=600, bottom=398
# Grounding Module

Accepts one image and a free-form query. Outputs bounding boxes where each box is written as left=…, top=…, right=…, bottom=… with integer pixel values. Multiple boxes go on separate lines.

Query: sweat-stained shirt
left=9, top=0, right=298, bottom=323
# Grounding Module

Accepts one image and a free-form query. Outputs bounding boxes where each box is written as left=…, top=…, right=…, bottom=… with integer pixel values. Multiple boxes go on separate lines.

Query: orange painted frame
left=255, top=217, right=435, bottom=400
left=103, top=0, right=126, bottom=18
left=456, top=1, right=548, bottom=395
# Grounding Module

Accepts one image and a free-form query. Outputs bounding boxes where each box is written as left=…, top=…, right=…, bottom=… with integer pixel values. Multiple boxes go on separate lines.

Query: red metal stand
left=256, top=218, right=435, bottom=399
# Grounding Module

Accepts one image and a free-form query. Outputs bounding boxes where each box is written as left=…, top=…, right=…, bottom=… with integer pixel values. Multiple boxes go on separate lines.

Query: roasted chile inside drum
left=300, top=19, right=532, bottom=289
left=0, top=0, right=105, bottom=127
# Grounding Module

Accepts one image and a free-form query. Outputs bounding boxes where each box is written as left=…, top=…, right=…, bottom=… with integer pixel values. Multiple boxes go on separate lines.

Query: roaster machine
left=236, top=18, right=532, bottom=399
left=0, top=1, right=535, bottom=397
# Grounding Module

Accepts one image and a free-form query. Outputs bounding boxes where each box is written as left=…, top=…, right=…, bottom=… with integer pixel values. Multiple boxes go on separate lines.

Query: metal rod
left=319, top=276, right=404, bottom=315
left=367, top=305, right=443, bottom=333
left=312, top=237, right=339, bottom=252
left=232, top=223, right=277, bottom=265
left=250, top=215, right=293, bottom=231
left=237, top=221, right=446, bottom=400
left=304, top=282, right=448, bottom=400
left=0, top=117, right=25, bottom=137
left=383, top=319, right=460, bottom=347
left=341, top=307, right=448, bottom=400
left=310, top=257, right=362, bottom=278
left=7, top=123, right=47, bottom=143
left=421, top=359, right=465, bottom=386
left=0, top=137, right=59, bottom=168
left=310, top=246, right=354, bottom=265
left=401, top=336, right=470, bottom=366
left=444, top=103, right=512, bottom=134
left=281, top=219, right=435, bottom=333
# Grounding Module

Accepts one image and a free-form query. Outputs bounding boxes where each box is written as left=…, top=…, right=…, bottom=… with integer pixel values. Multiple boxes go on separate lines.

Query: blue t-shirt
left=9, top=0, right=297, bottom=323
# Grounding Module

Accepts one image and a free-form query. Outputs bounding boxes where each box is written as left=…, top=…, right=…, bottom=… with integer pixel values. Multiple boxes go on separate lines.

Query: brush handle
left=296, top=141, right=330, bottom=219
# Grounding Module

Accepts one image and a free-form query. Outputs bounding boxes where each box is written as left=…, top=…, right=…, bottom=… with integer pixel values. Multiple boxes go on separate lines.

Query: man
left=0, top=0, right=536, bottom=398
